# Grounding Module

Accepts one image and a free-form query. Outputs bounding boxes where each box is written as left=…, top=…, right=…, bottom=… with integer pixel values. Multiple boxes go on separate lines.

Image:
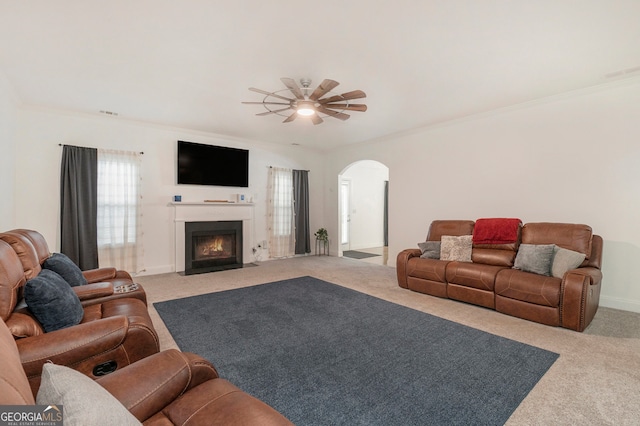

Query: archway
left=338, top=160, right=389, bottom=265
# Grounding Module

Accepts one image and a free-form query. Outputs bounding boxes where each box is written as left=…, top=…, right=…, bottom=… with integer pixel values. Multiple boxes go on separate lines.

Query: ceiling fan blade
left=309, top=79, right=339, bottom=101
left=256, top=107, right=292, bottom=116
left=280, top=78, right=305, bottom=100
left=310, top=114, right=324, bottom=125
left=319, top=90, right=367, bottom=104
left=323, top=103, right=368, bottom=112
left=283, top=111, right=298, bottom=123
left=249, top=87, right=293, bottom=102
left=242, top=101, right=291, bottom=105
left=317, top=106, right=350, bottom=121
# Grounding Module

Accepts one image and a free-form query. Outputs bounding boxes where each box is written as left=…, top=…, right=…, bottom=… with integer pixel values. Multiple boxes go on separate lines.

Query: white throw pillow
left=36, top=363, right=142, bottom=426
left=440, top=235, right=473, bottom=262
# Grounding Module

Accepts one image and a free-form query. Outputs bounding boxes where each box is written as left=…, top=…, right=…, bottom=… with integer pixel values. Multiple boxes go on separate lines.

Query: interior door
left=340, top=179, right=351, bottom=252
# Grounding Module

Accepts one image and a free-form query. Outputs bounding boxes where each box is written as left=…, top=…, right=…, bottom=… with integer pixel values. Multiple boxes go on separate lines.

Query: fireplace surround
left=172, top=202, right=254, bottom=274
left=185, top=220, right=243, bottom=275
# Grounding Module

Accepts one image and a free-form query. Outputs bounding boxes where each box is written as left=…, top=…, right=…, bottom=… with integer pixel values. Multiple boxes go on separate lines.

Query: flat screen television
left=177, top=140, right=249, bottom=187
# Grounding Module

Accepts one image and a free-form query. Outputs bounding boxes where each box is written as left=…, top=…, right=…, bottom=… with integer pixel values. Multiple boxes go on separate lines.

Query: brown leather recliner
left=0, top=317, right=293, bottom=425
left=0, top=238, right=159, bottom=395
left=2, top=229, right=147, bottom=306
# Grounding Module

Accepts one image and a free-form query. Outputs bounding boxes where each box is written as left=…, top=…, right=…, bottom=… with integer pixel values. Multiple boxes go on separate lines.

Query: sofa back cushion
left=426, top=220, right=475, bottom=241
left=0, top=241, right=26, bottom=321
left=0, top=232, right=42, bottom=280
left=521, top=223, right=593, bottom=259
left=471, top=218, right=522, bottom=267
left=11, top=229, right=51, bottom=265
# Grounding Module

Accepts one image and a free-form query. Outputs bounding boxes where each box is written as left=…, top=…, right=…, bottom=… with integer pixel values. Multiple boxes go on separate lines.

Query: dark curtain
left=384, top=180, right=389, bottom=247
left=293, top=169, right=311, bottom=254
left=60, top=145, right=99, bottom=270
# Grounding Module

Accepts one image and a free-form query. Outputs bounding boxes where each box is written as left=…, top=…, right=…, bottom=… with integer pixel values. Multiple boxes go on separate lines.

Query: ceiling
left=2, top=1, right=639, bottom=151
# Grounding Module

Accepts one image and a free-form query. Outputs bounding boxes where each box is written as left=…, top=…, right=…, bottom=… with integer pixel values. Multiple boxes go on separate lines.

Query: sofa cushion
left=495, top=269, right=562, bottom=308
left=426, top=220, right=474, bottom=241
left=418, top=241, right=441, bottom=259
left=37, top=363, right=142, bottom=426
left=24, top=270, right=84, bottom=332
left=551, top=246, right=586, bottom=279
left=521, top=223, right=592, bottom=260
left=43, top=252, right=88, bottom=287
left=513, top=244, right=555, bottom=276
left=440, top=235, right=472, bottom=262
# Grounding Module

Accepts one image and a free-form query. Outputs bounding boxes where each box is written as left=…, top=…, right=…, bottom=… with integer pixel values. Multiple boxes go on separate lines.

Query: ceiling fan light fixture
left=243, top=78, right=366, bottom=124
left=297, top=107, right=315, bottom=116
left=296, top=100, right=316, bottom=116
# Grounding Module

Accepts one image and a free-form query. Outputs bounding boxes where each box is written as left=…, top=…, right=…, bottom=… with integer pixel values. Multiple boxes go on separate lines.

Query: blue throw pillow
left=43, top=253, right=88, bottom=287
left=24, top=270, right=84, bottom=332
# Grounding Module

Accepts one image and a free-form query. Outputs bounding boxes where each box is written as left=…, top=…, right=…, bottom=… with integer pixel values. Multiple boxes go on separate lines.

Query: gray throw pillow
left=440, top=235, right=473, bottom=262
left=418, top=241, right=441, bottom=259
left=551, top=246, right=586, bottom=278
left=513, top=244, right=555, bottom=276
left=24, top=270, right=84, bottom=332
left=43, top=253, right=88, bottom=287
left=37, top=363, right=142, bottom=426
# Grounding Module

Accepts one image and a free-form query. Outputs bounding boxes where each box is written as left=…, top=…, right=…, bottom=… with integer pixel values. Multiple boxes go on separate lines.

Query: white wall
left=341, top=160, right=388, bottom=250
left=0, top=72, right=17, bottom=230
left=324, top=78, right=640, bottom=312
left=13, top=107, right=324, bottom=275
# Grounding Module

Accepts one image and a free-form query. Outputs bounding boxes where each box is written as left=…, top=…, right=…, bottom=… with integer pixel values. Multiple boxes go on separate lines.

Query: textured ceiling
left=1, top=1, right=639, bottom=151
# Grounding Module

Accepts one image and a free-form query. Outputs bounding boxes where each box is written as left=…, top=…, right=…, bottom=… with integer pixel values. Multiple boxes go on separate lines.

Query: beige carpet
left=136, top=256, right=640, bottom=425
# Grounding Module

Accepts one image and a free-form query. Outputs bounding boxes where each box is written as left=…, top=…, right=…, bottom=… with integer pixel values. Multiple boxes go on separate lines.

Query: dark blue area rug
left=154, top=276, right=558, bottom=425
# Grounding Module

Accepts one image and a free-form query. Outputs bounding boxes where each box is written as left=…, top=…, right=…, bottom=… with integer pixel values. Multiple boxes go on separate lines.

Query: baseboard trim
left=599, top=295, right=640, bottom=313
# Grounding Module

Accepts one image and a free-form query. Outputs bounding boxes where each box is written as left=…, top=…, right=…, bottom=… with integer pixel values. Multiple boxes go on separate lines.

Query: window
left=97, top=149, right=143, bottom=272
left=267, top=167, right=295, bottom=258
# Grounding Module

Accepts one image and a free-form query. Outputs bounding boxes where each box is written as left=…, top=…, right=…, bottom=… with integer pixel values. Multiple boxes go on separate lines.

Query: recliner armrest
left=72, top=282, right=114, bottom=301
left=17, top=316, right=128, bottom=379
left=82, top=267, right=117, bottom=283
left=97, top=349, right=218, bottom=421
left=396, top=248, right=422, bottom=288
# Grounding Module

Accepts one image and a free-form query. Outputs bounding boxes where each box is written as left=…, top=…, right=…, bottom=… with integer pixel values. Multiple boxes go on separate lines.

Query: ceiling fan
left=242, top=78, right=367, bottom=125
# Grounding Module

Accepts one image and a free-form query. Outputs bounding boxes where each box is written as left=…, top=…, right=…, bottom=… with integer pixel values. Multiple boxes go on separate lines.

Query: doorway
left=338, top=160, right=389, bottom=265
left=340, top=179, right=351, bottom=252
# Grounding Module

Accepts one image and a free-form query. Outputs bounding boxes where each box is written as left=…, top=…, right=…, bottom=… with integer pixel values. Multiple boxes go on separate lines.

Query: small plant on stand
left=314, top=228, right=329, bottom=255
left=314, top=228, right=328, bottom=241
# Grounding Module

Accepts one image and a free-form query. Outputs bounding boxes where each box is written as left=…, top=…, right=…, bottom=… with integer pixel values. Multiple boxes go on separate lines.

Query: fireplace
left=184, top=221, right=243, bottom=275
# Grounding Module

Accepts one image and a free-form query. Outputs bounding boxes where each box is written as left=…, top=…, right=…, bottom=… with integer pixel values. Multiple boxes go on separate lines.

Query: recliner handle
left=93, top=360, right=117, bottom=376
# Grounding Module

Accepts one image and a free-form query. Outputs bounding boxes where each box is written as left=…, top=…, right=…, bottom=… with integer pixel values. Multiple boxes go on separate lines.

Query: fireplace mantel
left=172, top=202, right=254, bottom=272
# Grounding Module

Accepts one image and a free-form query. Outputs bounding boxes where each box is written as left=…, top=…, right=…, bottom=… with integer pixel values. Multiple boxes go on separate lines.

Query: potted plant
left=314, top=228, right=328, bottom=241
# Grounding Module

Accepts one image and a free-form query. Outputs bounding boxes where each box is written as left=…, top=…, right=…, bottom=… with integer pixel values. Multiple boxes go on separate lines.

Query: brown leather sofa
left=0, top=317, right=293, bottom=425
left=397, top=220, right=603, bottom=331
left=3, top=229, right=147, bottom=306
left=0, top=233, right=159, bottom=394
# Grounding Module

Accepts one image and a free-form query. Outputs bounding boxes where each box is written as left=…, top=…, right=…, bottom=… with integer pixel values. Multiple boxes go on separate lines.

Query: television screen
left=177, top=141, right=249, bottom=187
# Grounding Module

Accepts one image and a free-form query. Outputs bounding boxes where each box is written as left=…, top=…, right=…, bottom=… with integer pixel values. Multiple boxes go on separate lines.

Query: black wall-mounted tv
left=177, top=140, right=249, bottom=187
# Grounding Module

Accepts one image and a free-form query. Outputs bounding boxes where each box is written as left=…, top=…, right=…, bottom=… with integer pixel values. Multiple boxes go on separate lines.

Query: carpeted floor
left=136, top=256, right=640, bottom=425
left=154, top=276, right=558, bottom=425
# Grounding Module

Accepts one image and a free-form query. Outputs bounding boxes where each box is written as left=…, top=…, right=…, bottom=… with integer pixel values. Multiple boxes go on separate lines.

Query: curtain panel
left=293, top=169, right=310, bottom=254
left=97, top=149, right=144, bottom=273
left=60, top=145, right=99, bottom=270
left=267, top=167, right=295, bottom=258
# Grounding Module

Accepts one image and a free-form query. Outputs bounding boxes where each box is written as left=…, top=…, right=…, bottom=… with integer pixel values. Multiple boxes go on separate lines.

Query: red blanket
left=472, top=218, right=522, bottom=245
